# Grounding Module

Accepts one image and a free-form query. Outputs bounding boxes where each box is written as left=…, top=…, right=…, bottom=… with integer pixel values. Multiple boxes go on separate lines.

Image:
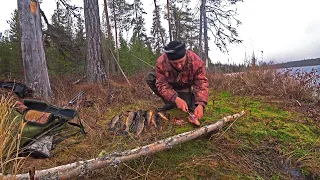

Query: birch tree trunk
left=84, top=0, right=107, bottom=83
left=18, top=0, right=52, bottom=101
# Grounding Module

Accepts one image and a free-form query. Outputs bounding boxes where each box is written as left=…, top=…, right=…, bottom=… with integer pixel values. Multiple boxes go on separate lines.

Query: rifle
left=68, top=91, right=85, bottom=105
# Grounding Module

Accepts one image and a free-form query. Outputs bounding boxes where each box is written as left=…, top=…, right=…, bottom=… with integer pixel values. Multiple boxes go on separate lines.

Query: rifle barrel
left=68, top=91, right=85, bottom=105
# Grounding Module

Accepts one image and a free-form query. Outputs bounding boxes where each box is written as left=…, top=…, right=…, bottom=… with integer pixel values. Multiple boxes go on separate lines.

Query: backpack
left=17, top=99, right=86, bottom=158
left=0, top=81, right=32, bottom=98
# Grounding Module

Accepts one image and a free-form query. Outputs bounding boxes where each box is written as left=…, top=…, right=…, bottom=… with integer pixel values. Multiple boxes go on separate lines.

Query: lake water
left=282, top=65, right=320, bottom=73
left=280, top=65, right=320, bottom=83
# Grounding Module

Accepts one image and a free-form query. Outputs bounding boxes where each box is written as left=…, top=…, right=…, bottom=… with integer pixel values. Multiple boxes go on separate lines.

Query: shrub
left=208, top=67, right=320, bottom=102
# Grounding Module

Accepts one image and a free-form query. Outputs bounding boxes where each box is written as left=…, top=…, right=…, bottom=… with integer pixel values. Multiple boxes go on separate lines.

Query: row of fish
left=108, top=109, right=169, bottom=137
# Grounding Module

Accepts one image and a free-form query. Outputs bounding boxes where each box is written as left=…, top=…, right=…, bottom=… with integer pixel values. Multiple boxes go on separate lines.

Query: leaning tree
left=18, top=0, right=52, bottom=101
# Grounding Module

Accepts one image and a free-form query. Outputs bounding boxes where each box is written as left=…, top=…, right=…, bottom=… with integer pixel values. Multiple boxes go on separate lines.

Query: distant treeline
left=207, top=62, right=246, bottom=73
left=271, top=58, right=320, bottom=68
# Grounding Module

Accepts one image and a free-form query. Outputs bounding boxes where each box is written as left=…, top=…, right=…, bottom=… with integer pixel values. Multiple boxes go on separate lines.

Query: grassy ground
left=21, top=91, right=320, bottom=179
left=2, top=70, right=320, bottom=179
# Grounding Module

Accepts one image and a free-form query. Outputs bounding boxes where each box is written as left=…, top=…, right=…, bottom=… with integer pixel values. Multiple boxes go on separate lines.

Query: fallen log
left=1, top=111, right=246, bottom=180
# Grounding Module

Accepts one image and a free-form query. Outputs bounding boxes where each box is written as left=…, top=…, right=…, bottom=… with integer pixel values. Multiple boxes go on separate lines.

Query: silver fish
left=119, top=112, right=128, bottom=131
left=154, top=112, right=165, bottom=128
left=134, top=110, right=145, bottom=137
left=109, top=114, right=121, bottom=132
left=123, top=111, right=136, bottom=134
left=150, top=113, right=158, bottom=128
left=157, top=112, right=169, bottom=121
left=146, top=110, right=155, bottom=128
left=131, top=110, right=141, bottom=132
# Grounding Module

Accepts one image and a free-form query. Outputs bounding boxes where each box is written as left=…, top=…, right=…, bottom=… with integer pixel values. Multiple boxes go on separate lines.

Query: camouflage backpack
left=1, top=81, right=85, bottom=158
left=16, top=99, right=86, bottom=158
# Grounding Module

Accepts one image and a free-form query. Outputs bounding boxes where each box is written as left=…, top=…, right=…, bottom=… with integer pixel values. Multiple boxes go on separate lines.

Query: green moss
left=85, top=90, right=319, bottom=179
left=174, top=125, right=193, bottom=134
left=219, top=91, right=232, bottom=99
left=154, top=139, right=213, bottom=168
left=252, top=130, right=268, bottom=140
left=213, top=106, right=233, bottom=116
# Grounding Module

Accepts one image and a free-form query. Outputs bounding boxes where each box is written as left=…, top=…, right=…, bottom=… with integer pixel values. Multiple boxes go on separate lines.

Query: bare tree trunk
left=173, top=8, right=178, bottom=41
left=103, top=0, right=115, bottom=74
left=203, top=0, right=208, bottom=66
left=18, top=0, right=52, bottom=101
left=103, top=0, right=114, bottom=104
left=166, top=0, right=172, bottom=42
left=153, top=0, right=165, bottom=48
left=84, top=0, right=107, bottom=83
left=2, top=111, right=246, bottom=180
left=112, top=0, right=120, bottom=72
left=199, top=0, right=204, bottom=59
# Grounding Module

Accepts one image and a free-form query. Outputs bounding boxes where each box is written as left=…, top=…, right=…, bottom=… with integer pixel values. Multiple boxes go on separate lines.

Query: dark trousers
left=145, top=69, right=195, bottom=109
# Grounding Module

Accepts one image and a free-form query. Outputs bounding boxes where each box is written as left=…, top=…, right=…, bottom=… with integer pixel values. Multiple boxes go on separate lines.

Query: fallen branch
left=1, top=111, right=246, bottom=180
left=71, top=76, right=87, bottom=85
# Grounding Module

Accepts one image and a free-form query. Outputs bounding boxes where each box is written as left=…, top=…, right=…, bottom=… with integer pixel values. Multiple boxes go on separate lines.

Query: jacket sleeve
left=193, top=60, right=209, bottom=107
left=155, top=60, right=178, bottom=103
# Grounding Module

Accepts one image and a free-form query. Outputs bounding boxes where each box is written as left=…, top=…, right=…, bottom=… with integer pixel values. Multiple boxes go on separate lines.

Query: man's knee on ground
left=145, top=69, right=156, bottom=85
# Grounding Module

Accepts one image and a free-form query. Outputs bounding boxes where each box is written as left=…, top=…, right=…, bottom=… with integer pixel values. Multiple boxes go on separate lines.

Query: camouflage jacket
left=155, top=50, right=209, bottom=107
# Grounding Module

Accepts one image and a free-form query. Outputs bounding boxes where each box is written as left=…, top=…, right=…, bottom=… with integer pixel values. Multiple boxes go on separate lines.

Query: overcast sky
left=0, top=0, right=319, bottom=64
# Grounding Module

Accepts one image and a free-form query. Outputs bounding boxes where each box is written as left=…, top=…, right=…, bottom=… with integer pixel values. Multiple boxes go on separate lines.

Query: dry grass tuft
left=208, top=67, right=320, bottom=102
left=0, top=96, right=26, bottom=176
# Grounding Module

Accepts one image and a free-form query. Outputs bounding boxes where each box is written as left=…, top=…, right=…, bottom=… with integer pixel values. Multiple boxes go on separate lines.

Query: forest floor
left=13, top=71, right=320, bottom=179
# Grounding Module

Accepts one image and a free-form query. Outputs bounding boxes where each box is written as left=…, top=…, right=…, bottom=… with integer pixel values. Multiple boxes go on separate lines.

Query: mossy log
left=1, top=111, right=246, bottom=180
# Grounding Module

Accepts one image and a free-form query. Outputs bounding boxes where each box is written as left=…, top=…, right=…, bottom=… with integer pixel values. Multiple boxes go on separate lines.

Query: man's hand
left=175, top=97, right=188, bottom=112
left=194, top=105, right=204, bottom=120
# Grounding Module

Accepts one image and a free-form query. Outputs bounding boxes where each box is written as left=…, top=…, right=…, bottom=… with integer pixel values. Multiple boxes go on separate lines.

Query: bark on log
left=1, top=111, right=245, bottom=180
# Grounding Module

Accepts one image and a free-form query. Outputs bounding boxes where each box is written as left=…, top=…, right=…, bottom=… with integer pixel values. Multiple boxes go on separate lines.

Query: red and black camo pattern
left=155, top=50, right=209, bottom=107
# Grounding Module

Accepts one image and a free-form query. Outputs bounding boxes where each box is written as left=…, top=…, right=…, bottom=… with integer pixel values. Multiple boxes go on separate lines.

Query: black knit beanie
left=163, top=41, right=186, bottom=61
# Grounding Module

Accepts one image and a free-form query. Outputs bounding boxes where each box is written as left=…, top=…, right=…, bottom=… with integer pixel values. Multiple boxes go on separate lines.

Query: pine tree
left=0, top=36, right=12, bottom=78
left=50, top=1, right=74, bottom=58
left=108, top=0, right=133, bottom=64
left=165, top=0, right=199, bottom=47
left=0, top=9, right=23, bottom=78
left=45, top=0, right=85, bottom=75
left=109, top=0, right=133, bottom=33
left=84, top=0, right=107, bottom=83
left=205, top=0, right=242, bottom=53
left=74, top=15, right=86, bottom=73
left=47, top=2, right=73, bottom=74
left=129, top=0, right=148, bottom=61
left=118, top=32, right=132, bottom=74
left=150, top=0, right=167, bottom=56
left=131, top=0, right=147, bottom=44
